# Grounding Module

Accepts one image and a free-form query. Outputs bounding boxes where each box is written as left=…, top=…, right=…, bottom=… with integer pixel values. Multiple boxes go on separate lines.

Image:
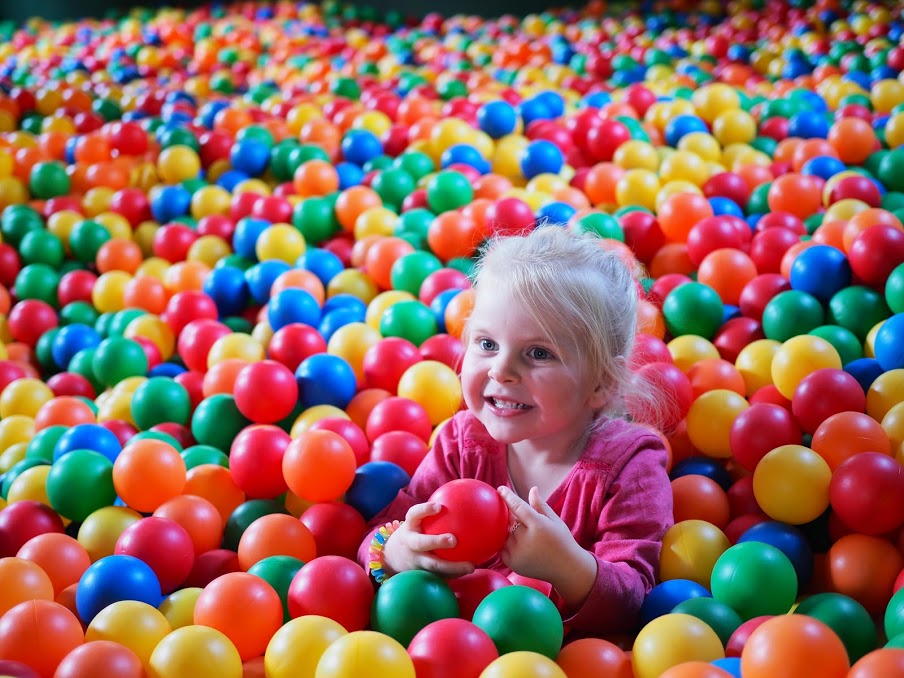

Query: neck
left=508, top=427, right=593, bottom=467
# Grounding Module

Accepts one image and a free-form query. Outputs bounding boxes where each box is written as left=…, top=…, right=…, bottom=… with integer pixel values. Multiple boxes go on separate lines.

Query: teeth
left=492, top=398, right=528, bottom=410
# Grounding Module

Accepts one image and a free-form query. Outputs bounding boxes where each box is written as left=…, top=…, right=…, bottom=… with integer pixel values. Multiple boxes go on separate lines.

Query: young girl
left=358, top=226, right=673, bottom=638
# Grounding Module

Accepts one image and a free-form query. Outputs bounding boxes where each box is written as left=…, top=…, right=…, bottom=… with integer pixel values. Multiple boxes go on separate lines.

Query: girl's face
left=460, top=285, right=606, bottom=456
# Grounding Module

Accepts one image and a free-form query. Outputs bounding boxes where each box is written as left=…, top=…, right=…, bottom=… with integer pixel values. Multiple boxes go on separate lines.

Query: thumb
left=497, top=486, right=534, bottom=524
left=528, top=486, right=558, bottom=519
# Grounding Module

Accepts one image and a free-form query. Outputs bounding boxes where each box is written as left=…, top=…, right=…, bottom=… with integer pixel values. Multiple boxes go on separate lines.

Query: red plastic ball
left=57, top=270, right=97, bottom=306
left=419, top=334, right=465, bottom=373
left=308, top=417, right=370, bottom=467
left=629, top=362, right=693, bottom=435
left=109, top=187, right=152, bottom=226
left=369, top=430, right=429, bottom=478
left=184, top=549, right=241, bottom=589
left=163, top=291, right=218, bottom=336
left=0, top=244, right=22, bottom=288
left=267, top=323, right=328, bottom=372
left=421, top=479, right=510, bottom=564
left=729, top=403, right=802, bottom=472
left=446, top=568, right=512, bottom=621
left=830, top=452, right=904, bottom=536
left=847, top=224, right=904, bottom=288
left=792, top=368, right=867, bottom=434
left=8, top=300, right=59, bottom=347
left=0, top=361, right=28, bottom=395
left=153, top=223, right=199, bottom=263
left=586, top=118, right=631, bottom=162
left=0, top=501, right=65, bottom=558
left=363, top=337, right=422, bottom=393
left=703, top=172, right=751, bottom=207
left=726, top=615, right=774, bottom=657
left=229, top=424, right=291, bottom=499
left=233, top=360, right=298, bottom=424
left=408, top=618, right=499, bottom=678
left=299, top=502, right=367, bottom=561
left=365, top=396, right=433, bottom=442
left=484, top=197, right=535, bottom=237
left=738, top=274, right=792, bottom=322
left=620, top=211, right=666, bottom=265
left=176, top=319, right=232, bottom=373
left=687, top=216, right=751, bottom=266
left=114, top=516, right=195, bottom=594
left=713, top=317, right=765, bottom=364
left=749, top=227, right=801, bottom=274
left=287, top=555, right=374, bottom=632
left=419, top=268, right=471, bottom=306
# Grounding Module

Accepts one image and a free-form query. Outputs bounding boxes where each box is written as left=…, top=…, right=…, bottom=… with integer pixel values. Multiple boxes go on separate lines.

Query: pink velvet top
left=358, top=410, right=674, bottom=638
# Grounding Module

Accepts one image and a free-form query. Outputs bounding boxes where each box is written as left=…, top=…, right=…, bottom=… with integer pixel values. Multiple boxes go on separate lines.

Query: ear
left=587, top=382, right=610, bottom=410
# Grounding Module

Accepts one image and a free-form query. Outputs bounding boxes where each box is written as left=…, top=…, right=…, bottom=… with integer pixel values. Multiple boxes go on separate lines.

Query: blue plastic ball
left=230, top=138, right=271, bottom=176
left=216, top=169, right=251, bottom=192
left=429, top=289, right=461, bottom=334
left=322, top=293, right=368, bottom=317
left=341, top=129, right=384, bottom=167
left=51, top=323, right=102, bottom=370
left=789, top=245, right=852, bottom=303
left=268, top=288, right=322, bottom=331
left=295, top=353, right=357, bottom=409
left=54, top=423, right=123, bottom=463
left=245, top=260, right=291, bottom=305
left=708, top=197, right=744, bottom=218
left=874, top=313, right=904, bottom=371
left=441, top=144, right=489, bottom=173
left=536, top=201, right=577, bottom=226
left=640, top=579, right=711, bottom=625
left=737, top=521, right=814, bottom=589
left=232, top=217, right=271, bottom=260
left=298, top=247, right=345, bottom=286
left=202, top=265, right=249, bottom=317
left=150, top=184, right=191, bottom=223
left=520, top=140, right=564, bottom=179
left=75, top=554, right=163, bottom=624
left=669, top=456, right=734, bottom=491
left=477, top=100, right=518, bottom=139
left=335, top=162, right=365, bottom=189
left=318, top=306, right=366, bottom=343
left=712, top=657, right=742, bottom=677
left=344, top=461, right=411, bottom=521
left=801, top=155, right=847, bottom=180
left=844, top=357, right=884, bottom=393
left=664, top=115, right=709, bottom=147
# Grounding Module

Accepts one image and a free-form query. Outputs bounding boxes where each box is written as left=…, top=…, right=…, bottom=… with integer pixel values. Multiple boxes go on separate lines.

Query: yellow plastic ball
left=365, top=290, right=417, bottom=330
left=613, top=140, right=660, bottom=171
left=82, top=187, right=115, bottom=217
left=867, top=369, right=904, bottom=422
left=667, top=335, right=720, bottom=373
left=92, top=270, right=132, bottom=313
left=353, top=110, right=392, bottom=137
left=479, top=652, right=566, bottom=678
left=315, top=630, right=414, bottom=678
left=327, top=322, right=382, bottom=383
left=327, top=269, right=379, bottom=304
left=157, top=145, right=201, bottom=184
left=136, top=257, right=170, bottom=281
left=615, top=169, right=661, bottom=212
left=77, top=506, right=143, bottom=562
left=712, top=110, right=757, bottom=146
left=771, top=335, right=842, bottom=400
left=0, top=176, right=27, bottom=209
left=6, top=465, right=52, bottom=507
left=0, top=414, right=35, bottom=455
left=124, top=314, right=176, bottom=361
left=881, top=402, right=904, bottom=453
left=677, top=132, right=723, bottom=164
left=256, top=224, right=306, bottom=264
left=148, top=626, right=243, bottom=678
left=188, top=235, right=232, bottom=268
left=753, top=444, right=832, bottom=524
left=134, top=222, right=160, bottom=258
left=871, top=79, right=904, bottom=114
left=823, top=197, right=869, bottom=220
left=290, top=405, right=350, bottom=438
left=191, top=185, right=232, bottom=219
left=0, top=442, right=27, bottom=474
left=0, top=379, right=54, bottom=419
left=86, top=600, right=172, bottom=669
left=264, top=615, right=347, bottom=678
left=686, top=389, right=750, bottom=458
left=659, top=520, right=731, bottom=587
left=95, top=212, right=133, bottom=241
left=158, top=588, right=203, bottom=630
left=397, top=361, right=463, bottom=426
left=734, top=339, right=781, bottom=395
left=47, top=210, right=82, bottom=251
left=354, top=207, right=398, bottom=240
left=207, top=333, right=265, bottom=367
left=632, top=613, right=725, bottom=678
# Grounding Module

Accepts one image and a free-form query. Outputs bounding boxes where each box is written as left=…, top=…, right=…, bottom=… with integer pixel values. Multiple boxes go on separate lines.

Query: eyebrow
left=469, top=329, right=557, bottom=345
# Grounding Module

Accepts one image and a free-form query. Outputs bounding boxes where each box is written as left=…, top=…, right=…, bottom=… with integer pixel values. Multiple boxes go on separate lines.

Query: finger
left=528, top=486, right=558, bottom=519
left=405, top=502, right=443, bottom=530
left=409, top=531, right=457, bottom=554
left=497, top=486, right=536, bottom=525
left=417, top=555, right=475, bottom=579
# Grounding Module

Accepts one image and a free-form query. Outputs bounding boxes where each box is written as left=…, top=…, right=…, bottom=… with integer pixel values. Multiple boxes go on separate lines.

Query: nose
left=488, top=352, right=519, bottom=383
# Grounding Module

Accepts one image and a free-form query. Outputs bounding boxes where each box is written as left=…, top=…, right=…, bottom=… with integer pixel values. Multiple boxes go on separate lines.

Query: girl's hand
left=382, top=502, right=476, bottom=579
left=497, top=485, right=598, bottom=608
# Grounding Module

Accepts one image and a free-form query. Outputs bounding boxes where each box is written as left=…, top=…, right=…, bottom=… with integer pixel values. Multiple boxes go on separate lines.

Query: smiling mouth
left=487, top=397, right=531, bottom=410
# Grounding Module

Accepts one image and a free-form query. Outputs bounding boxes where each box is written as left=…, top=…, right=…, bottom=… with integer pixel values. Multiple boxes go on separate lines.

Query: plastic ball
left=471, top=585, right=563, bottom=659
left=130, top=376, right=191, bottom=430
left=263, top=615, right=347, bottom=678
left=54, top=640, right=145, bottom=678
left=660, top=520, right=731, bottom=587
left=314, top=630, right=415, bottom=678
left=826, top=534, right=903, bottom=616
left=114, top=517, right=194, bottom=594
left=236, top=513, right=316, bottom=571
left=113, top=438, right=186, bottom=513
left=740, top=615, right=849, bottom=678
left=663, top=282, right=725, bottom=339
left=84, top=599, right=171, bottom=669
left=753, top=444, right=832, bottom=525
left=233, top=360, right=298, bottom=424
left=0, top=600, right=85, bottom=678
left=479, top=652, right=566, bottom=678
left=396, top=360, right=462, bottom=426
left=792, top=368, right=866, bottom=434
left=75, top=554, right=163, bottom=624
left=286, top=554, right=373, bottom=632
left=632, top=613, right=725, bottom=678
left=282, top=429, right=357, bottom=503
left=793, top=592, right=877, bottom=664
left=295, top=353, right=357, bottom=410
left=711, top=542, right=798, bottom=620
left=148, top=625, right=242, bottom=678
left=771, top=336, right=841, bottom=400
left=0, top=500, right=65, bottom=558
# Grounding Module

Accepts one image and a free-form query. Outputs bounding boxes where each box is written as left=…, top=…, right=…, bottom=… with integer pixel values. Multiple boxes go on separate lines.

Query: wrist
left=367, top=520, right=403, bottom=584
left=549, top=544, right=598, bottom=608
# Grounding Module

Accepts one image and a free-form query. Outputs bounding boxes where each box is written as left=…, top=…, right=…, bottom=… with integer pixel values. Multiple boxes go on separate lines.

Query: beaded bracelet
left=367, top=520, right=403, bottom=584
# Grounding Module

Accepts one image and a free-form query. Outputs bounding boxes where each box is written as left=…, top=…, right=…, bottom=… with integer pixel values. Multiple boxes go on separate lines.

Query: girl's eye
left=529, top=347, right=553, bottom=360
left=479, top=338, right=497, bottom=351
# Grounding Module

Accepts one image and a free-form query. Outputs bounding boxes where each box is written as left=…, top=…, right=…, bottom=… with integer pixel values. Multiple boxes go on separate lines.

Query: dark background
left=0, top=0, right=581, bottom=23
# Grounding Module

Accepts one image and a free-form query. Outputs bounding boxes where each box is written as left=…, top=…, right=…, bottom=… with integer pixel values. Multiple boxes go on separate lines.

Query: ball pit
left=0, top=0, right=902, bottom=674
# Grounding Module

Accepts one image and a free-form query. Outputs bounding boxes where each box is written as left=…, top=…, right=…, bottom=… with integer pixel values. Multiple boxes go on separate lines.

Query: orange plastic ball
left=183, top=464, right=246, bottom=525
left=740, top=615, right=849, bottom=678
left=555, top=638, right=632, bottom=678
left=826, top=534, right=903, bottom=616
left=236, top=513, right=317, bottom=571
left=112, top=439, right=187, bottom=513
left=0, top=600, right=85, bottom=678
left=282, top=430, right=357, bottom=503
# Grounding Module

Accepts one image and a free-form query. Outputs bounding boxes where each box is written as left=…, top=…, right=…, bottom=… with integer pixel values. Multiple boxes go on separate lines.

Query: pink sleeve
left=561, top=439, right=673, bottom=636
left=356, top=417, right=464, bottom=568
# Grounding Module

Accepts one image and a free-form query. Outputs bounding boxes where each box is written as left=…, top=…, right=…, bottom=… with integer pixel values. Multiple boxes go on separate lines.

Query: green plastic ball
left=795, top=592, right=877, bottom=663
left=0, top=204, right=44, bottom=248
left=181, top=445, right=230, bottom=469
left=28, top=161, right=71, bottom=199
left=92, top=336, right=149, bottom=388
left=378, top=300, right=438, bottom=346
left=69, top=220, right=112, bottom=263
left=390, top=251, right=442, bottom=296
left=371, top=570, right=460, bottom=647
left=293, top=197, right=340, bottom=244
left=710, top=542, right=798, bottom=620
left=25, top=426, right=67, bottom=464
left=808, top=325, right=863, bottom=367
left=60, top=301, right=100, bottom=328
left=129, top=430, right=184, bottom=452
left=18, top=229, right=64, bottom=268
left=393, top=151, right=436, bottom=182
left=46, top=449, right=117, bottom=523
left=14, top=264, right=60, bottom=307
left=572, top=212, right=625, bottom=241
left=426, top=170, right=473, bottom=214
left=662, top=282, right=725, bottom=339
left=395, top=208, right=435, bottom=243
left=108, top=309, right=148, bottom=337
left=762, top=290, right=825, bottom=342
left=472, top=585, right=564, bottom=659
left=190, top=394, right=252, bottom=452
left=247, top=555, right=305, bottom=623
left=887, top=263, right=904, bottom=314
left=372, top=168, right=416, bottom=211
left=223, top=499, right=289, bottom=551
left=877, top=148, right=904, bottom=193
left=672, top=594, right=744, bottom=648
left=130, top=376, right=191, bottom=430
left=829, top=286, right=892, bottom=341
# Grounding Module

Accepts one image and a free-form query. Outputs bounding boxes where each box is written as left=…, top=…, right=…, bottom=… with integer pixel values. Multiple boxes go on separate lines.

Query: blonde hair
left=467, top=227, right=643, bottom=428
